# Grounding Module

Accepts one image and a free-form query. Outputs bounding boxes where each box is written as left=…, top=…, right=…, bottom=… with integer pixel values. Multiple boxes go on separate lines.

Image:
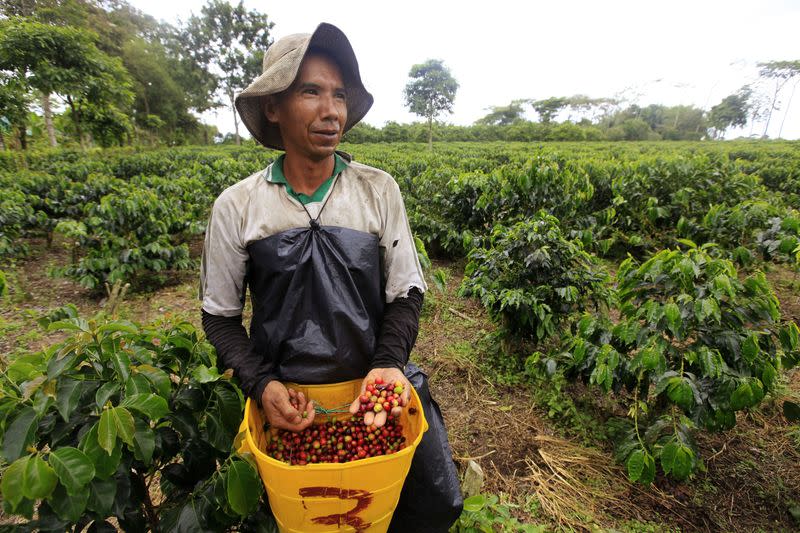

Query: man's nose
left=319, top=92, right=341, bottom=122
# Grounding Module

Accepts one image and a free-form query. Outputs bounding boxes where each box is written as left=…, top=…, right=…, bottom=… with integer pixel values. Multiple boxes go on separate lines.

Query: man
left=200, top=23, right=462, bottom=531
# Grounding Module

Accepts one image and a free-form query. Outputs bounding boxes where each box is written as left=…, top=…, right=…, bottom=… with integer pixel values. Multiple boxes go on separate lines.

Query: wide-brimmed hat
left=234, top=22, right=373, bottom=150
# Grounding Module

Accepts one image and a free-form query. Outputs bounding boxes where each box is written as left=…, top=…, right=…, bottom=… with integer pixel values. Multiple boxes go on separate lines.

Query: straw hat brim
left=234, top=23, right=373, bottom=150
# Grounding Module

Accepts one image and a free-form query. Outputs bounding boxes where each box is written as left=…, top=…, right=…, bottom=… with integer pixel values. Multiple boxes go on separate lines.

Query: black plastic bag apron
left=246, top=215, right=383, bottom=384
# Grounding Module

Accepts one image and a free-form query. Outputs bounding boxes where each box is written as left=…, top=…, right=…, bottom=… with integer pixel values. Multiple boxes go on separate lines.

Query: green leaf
left=462, top=494, right=487, bottom=512
left=784, top=401, right=800, bottom=422
left=109, top=348, right=131, bottom=383
left=761, top=363, right=777, bottom=390
left=56, top=378, right=83, bottom=422
left=214, top=384, right=243, bottom=432
left=79, top=424, right=121, bottom=480
left=2, top=406, right=38, bottom=462
left=1, top=456, right=29, bottom=507
left=48, top=447, right=95, bottom=495
left=226, top=460, right=261, bottom=516
left=206, top=412, right=230, bottom=452
left=667, top=378, right=696, bottom=411
left=779, top=322, right=799, bottom=352
left=125, top=374, right=152, bottom=396
left=121, top=393, right=170, bottom=420
left=87, top=478, right=117, bottom=516
left=741, top=334, right=759, bottom=364
left=23, top=454, right=58, bottom=500
left=192, top=364, right=222, bottom=383
left=661, top=442, right=694, bottom=481
left=46, top=351, right=80, bottom=379
left=626, top=449, right=645, bottom=482
left=713, top=274, right=734, bottom=298
left=95, top=382, right=119, bottom=409
left=98, top=409, right=118, bottom=454
left=110, top=407, right=135, bottom=447
left=134, top=364, right=172, bottom=398
left=640, top=343, right=664, bottom=371
left=697, top=347, right=723, bottom=379
left=664, top=302, right=681, bottom=338
left=97, top=321, right=138, bottom=335
left=730, top=381, right=758, bottom=410
left=133, top=418, right=156, bottom=465
left=47, top=483, right=89, bottom=523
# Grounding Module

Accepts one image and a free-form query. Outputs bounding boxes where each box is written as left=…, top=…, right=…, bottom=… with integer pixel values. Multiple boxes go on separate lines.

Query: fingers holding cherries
left=349, top=373, right=410, bottom=427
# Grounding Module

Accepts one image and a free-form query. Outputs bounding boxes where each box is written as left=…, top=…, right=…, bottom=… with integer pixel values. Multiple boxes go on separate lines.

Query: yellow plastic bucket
left=237, top=379, right=429, bottom=533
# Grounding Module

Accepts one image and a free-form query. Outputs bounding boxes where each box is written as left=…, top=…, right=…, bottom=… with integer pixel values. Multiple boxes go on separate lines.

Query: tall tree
left=0, top=72, right=30, bottom=149
left=531, top=97, right=569, bottom=124
left=757, top=60, right=800, bottom=138
left=475, top=100, right=526, bottom=126
left=403, top=59, right=458, bottom=149
left=182, top=0, right=272, bottom=145
left=708, top=87, right=751, bottom=139
left=0, top=18, right=133, bottom=148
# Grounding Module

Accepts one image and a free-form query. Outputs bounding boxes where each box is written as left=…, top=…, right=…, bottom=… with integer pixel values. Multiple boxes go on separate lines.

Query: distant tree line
left=0, top=0, right=271, bottom=149
left=0, top=2, right=797, bottom=149
left=349, top=61, right=800, bottom=143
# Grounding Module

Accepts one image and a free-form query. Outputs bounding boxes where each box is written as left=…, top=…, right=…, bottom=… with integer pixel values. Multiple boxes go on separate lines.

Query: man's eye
left=335, top=92, right=347, bottom=100
left=304, top=88, right=317, bottom=95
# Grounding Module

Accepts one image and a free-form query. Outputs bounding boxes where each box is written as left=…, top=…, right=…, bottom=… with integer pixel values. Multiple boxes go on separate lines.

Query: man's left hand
left=349, top=367, right=411, bottom=427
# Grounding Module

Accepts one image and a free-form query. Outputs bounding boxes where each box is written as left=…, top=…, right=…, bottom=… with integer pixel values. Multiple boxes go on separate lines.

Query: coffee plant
left=460, top=212, right=611, bottom=342
left=558, top=243, right=800, bottom=482
left=0, top=309, right=267, bottom=531
left=54, top=186, right=196, bottom=290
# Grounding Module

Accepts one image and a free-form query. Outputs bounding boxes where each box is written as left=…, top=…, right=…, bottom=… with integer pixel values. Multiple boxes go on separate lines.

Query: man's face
left=266, top=53, right=348, bottom=161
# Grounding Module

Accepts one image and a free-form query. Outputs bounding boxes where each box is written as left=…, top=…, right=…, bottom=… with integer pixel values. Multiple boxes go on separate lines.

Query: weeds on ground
left=451, top=493, right=546, bottom=533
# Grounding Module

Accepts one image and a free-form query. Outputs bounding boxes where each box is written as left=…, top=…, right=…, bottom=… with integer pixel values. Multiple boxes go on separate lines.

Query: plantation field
left=1, top=141, right=800, bottom=531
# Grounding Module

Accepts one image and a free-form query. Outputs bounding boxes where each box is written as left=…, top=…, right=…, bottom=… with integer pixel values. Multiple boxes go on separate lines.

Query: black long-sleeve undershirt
left=201, top=287, right=424, bottom=403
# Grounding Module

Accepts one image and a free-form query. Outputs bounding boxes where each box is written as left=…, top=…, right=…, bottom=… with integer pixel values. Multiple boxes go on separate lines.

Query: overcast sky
left=129, top=0, right=800, bottom=139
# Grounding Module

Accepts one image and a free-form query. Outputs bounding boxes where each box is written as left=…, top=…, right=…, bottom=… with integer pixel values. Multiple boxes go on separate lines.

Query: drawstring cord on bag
left=301, top=174, right=339, bottom=230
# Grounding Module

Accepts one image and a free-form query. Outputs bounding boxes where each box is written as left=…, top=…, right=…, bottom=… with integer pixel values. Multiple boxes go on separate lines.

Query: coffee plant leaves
left=121, top=393, right=169, bottom=420
left=22, top=454, right=58, bottom=500
left=109, top=348, right=132, bottom=383
left=666, top=377, right=698, bottom=411
left=97, top=409, right=118, bottom=454
left=132, top=418, right=155, bottom=465
left=626, top=449, right=656, bottom=484
left=1, top=455, right=28, bottom=507
left=660, top=440, right=695, bottom=481
left=730, top=379, right=764, bottom=410
left=95, top=382, right=119, bottom=409
left=109, top=406, right=135, bottom=447
left=226, top=460, right=261, bottom=517
left=78, top=424, right=122, bottom=479
left=741, top=334, right=760, bottom=364
left=124, top=374, right=152, bottom=396
left=193, top=364, right=223, bottom=383
left=2, top=406, right=38, bottom=462
left=48, top=483, right=90, bottom=523
left=664, top=302, right=682, bottom=338
left=87, top=478, right=117, bottom=516
left=133, top=364, right=171, bottom=398
left=48, top=447, right=95, bottom=494
left=54, top=378, right=82, bottom=422
left=783, top=401, right=800, bottom=422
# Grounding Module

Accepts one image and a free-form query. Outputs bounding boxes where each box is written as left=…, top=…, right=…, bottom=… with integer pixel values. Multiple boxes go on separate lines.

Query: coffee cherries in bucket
left=265, top=416, right=407, bottom=466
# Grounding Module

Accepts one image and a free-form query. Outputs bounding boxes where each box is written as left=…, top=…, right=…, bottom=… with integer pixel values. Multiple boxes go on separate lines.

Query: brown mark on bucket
left=299, top=486, right=373, bottom=531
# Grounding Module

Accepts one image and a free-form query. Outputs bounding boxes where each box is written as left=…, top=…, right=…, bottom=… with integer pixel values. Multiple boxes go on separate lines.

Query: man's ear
left=264, top=95, right=280, bottom=122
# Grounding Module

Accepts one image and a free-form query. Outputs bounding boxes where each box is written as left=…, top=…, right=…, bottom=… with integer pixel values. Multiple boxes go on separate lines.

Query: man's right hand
left=261, top=381, right=315, bottom=431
